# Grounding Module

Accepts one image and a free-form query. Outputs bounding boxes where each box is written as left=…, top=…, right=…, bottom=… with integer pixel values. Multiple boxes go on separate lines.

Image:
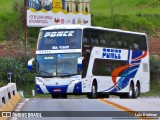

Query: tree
left=150, top=56, right=160, bottom=82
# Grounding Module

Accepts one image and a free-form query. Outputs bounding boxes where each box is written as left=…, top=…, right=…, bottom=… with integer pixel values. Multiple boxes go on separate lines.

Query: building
left=65, top=0, right=90, bottom=13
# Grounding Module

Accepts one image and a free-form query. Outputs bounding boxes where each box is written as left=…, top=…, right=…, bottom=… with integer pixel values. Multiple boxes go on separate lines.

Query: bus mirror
left=28, top=58, right=35, bottom=72
left=77, top=57, right=84, bottom=70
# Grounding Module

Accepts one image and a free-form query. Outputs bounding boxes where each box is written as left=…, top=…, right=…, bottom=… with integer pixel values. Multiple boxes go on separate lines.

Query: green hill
left=0, top=0, right=160, bottom=42
left=0, top=0, right=14, bottom=14
left=91, top=0, right=160, bottom=36
left=0, top=0, right=21, bottom=41
left=92, top=0, right=160, bottom=16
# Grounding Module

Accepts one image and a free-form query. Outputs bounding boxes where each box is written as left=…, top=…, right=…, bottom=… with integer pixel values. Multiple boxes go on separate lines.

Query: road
left=107, top=97, right=160, bottom=111
left=11, top=98, right=137, bottom=120
left=10, top=97, right=160, bottom=120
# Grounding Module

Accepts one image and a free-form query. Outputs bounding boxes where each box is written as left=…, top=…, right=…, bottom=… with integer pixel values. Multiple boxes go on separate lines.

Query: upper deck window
left=83, top=28, right=147, bottom=51
left=38, top=29, right=82, bottom=50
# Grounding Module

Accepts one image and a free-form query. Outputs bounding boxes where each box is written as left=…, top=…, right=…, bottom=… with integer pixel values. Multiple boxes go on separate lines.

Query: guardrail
left=0, top=83, right=22, bottom=120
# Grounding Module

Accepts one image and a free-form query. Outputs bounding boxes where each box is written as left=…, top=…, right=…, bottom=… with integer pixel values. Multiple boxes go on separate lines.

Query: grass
left=0, top=0, right=15, bottom=15
left=141, top=81, right=160, bottom=97
left=91, top=0, right=160, bottom=16
left=0, top=0, right=21, bottom=41
left=91, top=0, right=160, bottom=36
left=0, top=0, right=160, bottom=37
left=2, top=0, right=160, bottom=16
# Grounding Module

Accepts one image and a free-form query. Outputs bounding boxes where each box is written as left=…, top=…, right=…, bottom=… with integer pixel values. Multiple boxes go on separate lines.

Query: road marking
left=98, top=99, right=156, bottom=120
left=10, top=98, right=29, bottom=120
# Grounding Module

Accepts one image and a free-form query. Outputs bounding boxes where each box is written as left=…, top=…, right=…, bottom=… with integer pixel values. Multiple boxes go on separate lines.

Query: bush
left=150, top=56, right=160, bottom=82
left=0, top=57, right=35, bottom=89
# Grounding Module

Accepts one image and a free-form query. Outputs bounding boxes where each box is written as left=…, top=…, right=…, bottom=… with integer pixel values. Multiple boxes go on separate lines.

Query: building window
left=76, top=4, right=78, bottom=12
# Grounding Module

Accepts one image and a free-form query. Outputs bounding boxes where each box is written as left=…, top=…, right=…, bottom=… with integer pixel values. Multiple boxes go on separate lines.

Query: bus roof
left=41, top=25, right=146, bottom=36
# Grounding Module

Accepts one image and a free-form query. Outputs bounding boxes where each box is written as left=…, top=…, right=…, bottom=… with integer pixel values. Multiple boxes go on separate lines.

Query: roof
left=40, top=25, right=146, bottom=36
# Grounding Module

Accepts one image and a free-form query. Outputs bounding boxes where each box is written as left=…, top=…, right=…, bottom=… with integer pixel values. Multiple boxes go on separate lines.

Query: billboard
left=27, top=0, right=91, bottom=27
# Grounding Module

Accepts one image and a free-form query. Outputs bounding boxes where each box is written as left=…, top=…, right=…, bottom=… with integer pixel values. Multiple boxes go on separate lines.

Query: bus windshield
left=37, top=29, right=82, bottom=50
left=36, top=53, right=80, bottom=77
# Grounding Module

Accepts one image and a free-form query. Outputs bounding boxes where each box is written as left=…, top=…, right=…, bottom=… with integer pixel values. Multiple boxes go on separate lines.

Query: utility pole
left=24, top=0, right=28, bottom=53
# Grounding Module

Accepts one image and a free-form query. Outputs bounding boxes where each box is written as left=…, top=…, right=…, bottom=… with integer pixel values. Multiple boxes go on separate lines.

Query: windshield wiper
left=57, top=72, right=70, bottom=76
left=57, top=72, right=78, bottom=77
left=37, top=71, right=53, bottom=78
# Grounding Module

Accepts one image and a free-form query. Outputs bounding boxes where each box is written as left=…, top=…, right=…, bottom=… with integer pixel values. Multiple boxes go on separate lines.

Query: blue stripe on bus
left=104, top=50, right=144, bottom=93
left=132, top=50, right=143, bottom=59
left=36, top=84, right=44, bottom=94
left=73, top=82, right=82, bottom=93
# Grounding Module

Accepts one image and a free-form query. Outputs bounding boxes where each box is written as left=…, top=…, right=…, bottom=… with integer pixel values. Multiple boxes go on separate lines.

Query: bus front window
left=36, top=54, right=57, bottom=77
left=36, top=53, right=80, bottom=77
left=57, top=53, right=80, bottom=77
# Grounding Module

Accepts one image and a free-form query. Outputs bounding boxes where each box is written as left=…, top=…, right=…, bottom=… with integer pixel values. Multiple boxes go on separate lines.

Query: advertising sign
left=27, top=0, right=91, bottom=27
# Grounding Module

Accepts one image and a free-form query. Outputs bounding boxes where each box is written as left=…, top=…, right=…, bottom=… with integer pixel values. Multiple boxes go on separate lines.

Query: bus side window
left=122, top=41, right=127, bottom=49
left=100, top=39, right=106, bottom=46
left=129, top=45, right=133, bottom=49
left=94, top=38, right=99, bottom=45
left=110, top=40, right=116, bottom=47
left=105, top=65, right=112, bottom=74
left=128, top=39, right=133, bottom=49
left=117, top=41, right=122, bottom=48
left=83, top=37, right=89, bottom=45
left=133, top=43, right=139, bottom=49
left=90, top=38, right=94, bottom=45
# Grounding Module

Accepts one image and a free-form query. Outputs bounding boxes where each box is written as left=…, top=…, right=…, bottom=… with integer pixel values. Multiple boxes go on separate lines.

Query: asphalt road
left=10, top=97, right=160, bottom=120
left=107, top=97, right=160, bottom=111
left=11, top=98, right=135, bottom=120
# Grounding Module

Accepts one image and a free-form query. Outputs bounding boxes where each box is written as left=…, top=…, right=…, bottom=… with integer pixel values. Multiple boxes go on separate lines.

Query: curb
left=0, top=93, right=22, bottom=120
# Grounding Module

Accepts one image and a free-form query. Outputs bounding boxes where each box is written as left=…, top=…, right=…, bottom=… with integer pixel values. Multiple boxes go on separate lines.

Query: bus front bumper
left=36, top=81, right=82, bottom=94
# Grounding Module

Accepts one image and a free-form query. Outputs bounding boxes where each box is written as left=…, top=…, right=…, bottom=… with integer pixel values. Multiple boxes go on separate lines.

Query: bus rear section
left=84, top=47, right=149, bottom=99
left=81, top=27, right=150, bottom=99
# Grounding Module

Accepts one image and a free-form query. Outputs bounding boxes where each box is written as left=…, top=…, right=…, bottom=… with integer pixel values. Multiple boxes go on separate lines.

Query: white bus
left=28, top=25, right=150, bottom=99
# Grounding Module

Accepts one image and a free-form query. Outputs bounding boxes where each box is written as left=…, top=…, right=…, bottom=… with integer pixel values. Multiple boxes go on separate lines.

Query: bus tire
left=128, top=82, right=135, bottom=98
left=87, top=82, right=97, bottom=99
left=134, top=82, right=140, bottom=98
left=120, top=82, right=135, bottom=99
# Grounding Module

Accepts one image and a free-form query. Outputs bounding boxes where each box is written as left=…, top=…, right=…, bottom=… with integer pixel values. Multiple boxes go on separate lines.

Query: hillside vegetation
left=0, top=0, right=23, bottom=42
left=1, top=0, right=160, bottom=42
left=91, top=0, right=160, bottom=36
left=92, top=0, right=160, bottom=15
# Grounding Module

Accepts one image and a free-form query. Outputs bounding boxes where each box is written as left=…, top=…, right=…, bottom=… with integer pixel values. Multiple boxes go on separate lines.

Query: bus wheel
left=120, top=82, right=135, bottom=99
left=134, top=82, right=140, bottom=98
left=128, top=82, right=135, bottom=98
left=87, top=83, right=97, bottom=99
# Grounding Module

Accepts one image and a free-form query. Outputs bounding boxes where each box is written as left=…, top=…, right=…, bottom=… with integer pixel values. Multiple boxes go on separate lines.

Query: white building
left=65, top=0, right=90, bottom=13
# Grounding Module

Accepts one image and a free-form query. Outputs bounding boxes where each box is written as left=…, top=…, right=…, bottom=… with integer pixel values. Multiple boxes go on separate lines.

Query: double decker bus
left=28, top=25, right=150, bottom=98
